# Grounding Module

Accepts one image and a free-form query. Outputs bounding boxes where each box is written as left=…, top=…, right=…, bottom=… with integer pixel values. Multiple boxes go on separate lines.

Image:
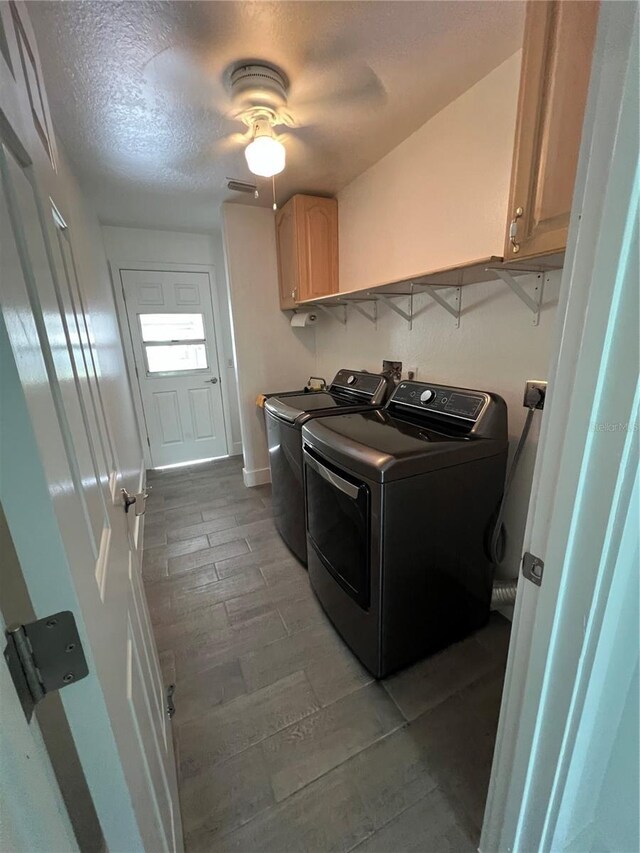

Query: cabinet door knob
left=509, top=207, right=523, bottom=253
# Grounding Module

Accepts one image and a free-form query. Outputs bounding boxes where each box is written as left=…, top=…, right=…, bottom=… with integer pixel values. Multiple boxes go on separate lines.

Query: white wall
left=222, top=203, right=317, bottom=485
left=338, top=51, right=521, bottom=292
left=314, top=270, right=561, bottom=582
left=101, top=225, right=242, bottom=456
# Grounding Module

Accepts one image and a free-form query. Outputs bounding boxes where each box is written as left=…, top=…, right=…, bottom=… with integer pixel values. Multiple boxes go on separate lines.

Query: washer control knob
left=420, top=389, right=435, bottom=404
left=347, top=375, right=356, bottom=385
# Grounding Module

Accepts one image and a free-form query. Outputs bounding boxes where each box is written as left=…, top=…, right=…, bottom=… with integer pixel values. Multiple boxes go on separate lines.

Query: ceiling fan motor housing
left=229, top=63, right=289, bottom=118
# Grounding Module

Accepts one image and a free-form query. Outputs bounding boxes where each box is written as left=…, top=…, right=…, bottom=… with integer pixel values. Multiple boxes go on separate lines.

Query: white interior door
left=0, top=140, right=182, bottom=850
left=121, top=269, right=228, bottom=467
left=481, top=4, right=639, bottom=851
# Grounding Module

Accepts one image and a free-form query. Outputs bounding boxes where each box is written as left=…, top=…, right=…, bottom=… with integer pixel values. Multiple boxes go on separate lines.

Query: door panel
left=56, top=226, right=119, bottom=480
left=155, top=390, right=184, bottom=444
left=52, top=227, right=113, bottom=487
left=126, top=614, right=174, bottom=853
left=121, top=269, right=228, bottom=467
left=3, top=147, right=109, bottom=579
left=0, top=139, right=182, bottom=851
left=189, top=386, right=216, bottom=440
left=301, top=196, right=338, bottom=300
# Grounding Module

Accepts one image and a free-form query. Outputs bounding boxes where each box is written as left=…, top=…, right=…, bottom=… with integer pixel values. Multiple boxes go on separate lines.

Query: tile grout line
left=178, top=673, right=402, bottom=794
left=379, top=679, right=410, bottom=722
left=207, top=717, right=413, bottom=849
left=344, top=781, right=445, bottom=853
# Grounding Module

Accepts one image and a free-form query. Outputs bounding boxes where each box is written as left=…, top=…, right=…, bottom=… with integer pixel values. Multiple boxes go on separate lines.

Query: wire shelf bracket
left=420, top=285, right=462, bottom=327
left=349, top=301, right=377, bottom=325
left=376, top=293, right=413, bottom=327
left=488, top=268, right=544, bottom=326
left=315, top=303, right=347, bottom=325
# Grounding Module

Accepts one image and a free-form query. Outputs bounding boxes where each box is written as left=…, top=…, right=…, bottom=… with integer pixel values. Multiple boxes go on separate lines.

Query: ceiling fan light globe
left=245, top=136, right=285, bottom=178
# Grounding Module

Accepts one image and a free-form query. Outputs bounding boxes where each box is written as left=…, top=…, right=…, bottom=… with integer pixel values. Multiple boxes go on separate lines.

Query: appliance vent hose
left=491, top=580, right=518, bottom=607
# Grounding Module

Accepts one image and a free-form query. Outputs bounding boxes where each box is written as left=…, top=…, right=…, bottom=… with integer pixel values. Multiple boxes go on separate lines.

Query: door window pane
left=145, top=344, right=208, bottom=374
left=139, top=313, right=205, bottom=342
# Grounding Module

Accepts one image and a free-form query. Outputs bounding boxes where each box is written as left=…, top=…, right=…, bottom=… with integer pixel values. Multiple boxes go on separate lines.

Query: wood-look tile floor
left=143, top=457, right=511, bottom=853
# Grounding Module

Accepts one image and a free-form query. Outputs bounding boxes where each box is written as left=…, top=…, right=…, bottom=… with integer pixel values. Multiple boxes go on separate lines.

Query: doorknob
left=205, top=377, right=218, bottom=384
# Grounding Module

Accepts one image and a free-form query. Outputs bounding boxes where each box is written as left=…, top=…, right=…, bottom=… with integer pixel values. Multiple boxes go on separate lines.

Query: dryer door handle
left=305, top=453, right=360, bottom=499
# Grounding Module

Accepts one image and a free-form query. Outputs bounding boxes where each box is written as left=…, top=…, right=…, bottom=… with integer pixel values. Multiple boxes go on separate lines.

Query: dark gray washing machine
left=302, top=380, right=508, bottom=677
left=264, top=369, right=394, bottom=564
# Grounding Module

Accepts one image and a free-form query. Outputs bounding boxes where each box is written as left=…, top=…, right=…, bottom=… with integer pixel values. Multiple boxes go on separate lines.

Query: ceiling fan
left=226, top=62, right=292, bottom=178
left=142, top=44, right=387, bottom=185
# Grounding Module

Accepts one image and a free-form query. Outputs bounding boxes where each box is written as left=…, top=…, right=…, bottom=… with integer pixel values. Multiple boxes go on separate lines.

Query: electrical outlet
left=405, top=366, right=417, bottom=381
left=382, top=360, right=402, bottom=382
left=523, top=380, right=547, bottom=409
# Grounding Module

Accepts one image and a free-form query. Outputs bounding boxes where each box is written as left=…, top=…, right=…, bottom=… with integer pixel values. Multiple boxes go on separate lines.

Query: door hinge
left=4, top=611, right=89, bottom=722
left=146, top=435, right=151, bottom=448
left=522, top=551, right=544, bottom=587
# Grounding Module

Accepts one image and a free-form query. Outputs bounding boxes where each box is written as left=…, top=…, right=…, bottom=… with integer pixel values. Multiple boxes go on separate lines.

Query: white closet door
left=0, top=140, right=183, bottom=852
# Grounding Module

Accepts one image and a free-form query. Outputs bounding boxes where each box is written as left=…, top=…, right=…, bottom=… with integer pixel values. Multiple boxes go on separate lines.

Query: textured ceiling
left=28, top=1, right=524, bottom=232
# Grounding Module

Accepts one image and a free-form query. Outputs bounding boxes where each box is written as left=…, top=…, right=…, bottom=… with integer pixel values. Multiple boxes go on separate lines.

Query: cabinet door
left=505, top=1, right=599, bottom=259
left=297, top=196, right=338, bottom=301
left=275, top=200, right=298, bottom=309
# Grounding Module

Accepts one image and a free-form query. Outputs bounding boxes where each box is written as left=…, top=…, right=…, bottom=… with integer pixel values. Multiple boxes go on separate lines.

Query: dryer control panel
left=390, top=381, right=488, bottom=423
left=330, top=369, right=391, bottom=404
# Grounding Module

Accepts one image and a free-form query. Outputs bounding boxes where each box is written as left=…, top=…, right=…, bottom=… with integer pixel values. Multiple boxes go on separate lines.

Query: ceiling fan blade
left=142, top=46, right=229, bottom=113
left=164, top=129, right=252, bottom=179
left=288, top=61, right=386, bottom=126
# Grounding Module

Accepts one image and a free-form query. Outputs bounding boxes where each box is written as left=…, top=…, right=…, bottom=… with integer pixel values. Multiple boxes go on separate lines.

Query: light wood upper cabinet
left=505, top=0, right=599, bottom=260
left=275, top=194, right=338, bottom=308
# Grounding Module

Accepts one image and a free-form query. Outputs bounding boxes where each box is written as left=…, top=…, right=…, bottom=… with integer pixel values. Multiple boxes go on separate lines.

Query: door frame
left=110, top=260, right=237, bottom=469
left=481, top=3, right=639, bottom=850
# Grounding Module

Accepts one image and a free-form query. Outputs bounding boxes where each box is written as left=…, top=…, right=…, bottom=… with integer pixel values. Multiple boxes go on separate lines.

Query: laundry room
left=221, top=42, right=566, bottom=600
left=2, top=2, right=637, bottom=853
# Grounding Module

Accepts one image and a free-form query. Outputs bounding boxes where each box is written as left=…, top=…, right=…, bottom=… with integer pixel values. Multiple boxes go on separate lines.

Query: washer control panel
left=331, top=369, right=386, bottom=398
left=391, top=381, right=486, bottom=422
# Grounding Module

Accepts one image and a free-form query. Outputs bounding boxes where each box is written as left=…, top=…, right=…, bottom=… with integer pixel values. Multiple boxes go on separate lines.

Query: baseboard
left=230, top=441, right=243, bottom=457
left=242, top=466, right=271, bottom=488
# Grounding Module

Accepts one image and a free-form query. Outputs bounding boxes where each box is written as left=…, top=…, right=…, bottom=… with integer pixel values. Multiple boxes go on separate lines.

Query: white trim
left=242, top=466, right=271, bottom=488
left=108, top=259, right=239, bottom=466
